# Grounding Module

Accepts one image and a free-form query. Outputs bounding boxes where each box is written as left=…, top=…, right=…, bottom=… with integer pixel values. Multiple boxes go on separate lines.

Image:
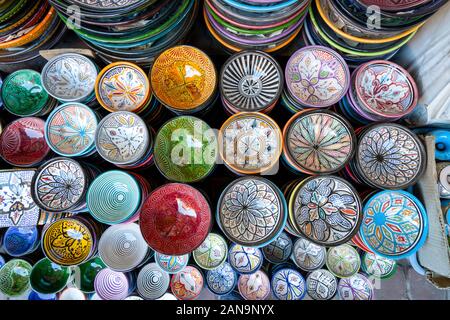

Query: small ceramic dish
left=94, top=268, right=130, bottom=300
left=170, top=265, right=204, bottom=300
left=228, top=244, right=264, bottom=274
left=0, top=259, right=32, bottom=297
left=3, top=226, right=39, bottom=257
left=30, top=258, right=70, bottom=295
left=361, top=252, right=397, bottom=279
left=337, top=273, right=374, bottom=300
left=262, top=232, right=293, bottom=264
left=306, top=269, right=337, bottom=300
left=136, top=263, right=170, bottom=300
left=325, top=244, right=361, bottom=278
left=238, top=270, right=270, bottom=300
left=206, top=262, right=237, bottom=296
left=74, top=256, right=107, bottom=293
left=154, top=252, right=189, bottom=274
left=291, top=237, right=326, bottom=272
left=193, top=233, right=228, bottom=270
left=271, top=268, right=306, bottom=300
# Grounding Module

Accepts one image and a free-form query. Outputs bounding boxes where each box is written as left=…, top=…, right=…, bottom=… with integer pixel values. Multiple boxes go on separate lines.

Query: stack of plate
left=204, top=0, right=311, bottom=53
left=303, top=0, right=446, bottom=67
left=0, top=1, right=65, bottom=66
left=49, top=0, right=198, bottom=68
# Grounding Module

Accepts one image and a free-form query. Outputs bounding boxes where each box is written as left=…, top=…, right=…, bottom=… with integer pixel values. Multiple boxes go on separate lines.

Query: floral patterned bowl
left=228, top=244, right=263, bottom=274
left=271, top=268, right=306, bottom=300
left=154, top=252, right=189, bottom=274
left=306, top=269, right=337, bottom=300
left=262, top=231, right=293, bottom=264
left=361, top=252, right=397, bottom=279
left=238, top=270, right=271, bottom=300
left=325, top=244, right=361, bottom=278
left=193, top=233, right=228, bottom=270
left=291, top=237, right=326, bottom=271
left=206, top=262, right=237, bottom=296
left=170, top=265, right=204, bottom=300
left=337, top=273, right=374, bottom=300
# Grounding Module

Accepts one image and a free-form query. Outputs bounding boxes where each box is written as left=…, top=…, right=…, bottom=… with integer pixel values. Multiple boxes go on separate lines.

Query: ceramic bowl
left=30, top=258, right=70, bottom=295
left=306, top=269, right=337, bottom=300
left=285, top=46, right=350, bottom=108
left=360, top=190, right=428, bottom=260
left=337, top=273, right=374, bottom=300
left=291, top=237, right=326, bottom=272
left=206, top=262, right=237, bottom=295
left=94, top=268, right=129, bottom=300
left=28, top=291, right=57, bottom=301
left=262, top=232, right=293, bottom=264
left=58, top=287, right=86, bottom=300
left=2, top=226, right=39, bottom=257
left=237, top=270, right=270, bottom=300
left=361, top=252, right=397, bottom=279
left=0, top=117, right=49, bottom=167
left=137, top=263, right=170, bottom=300
left=154, top=116, right=218, bottom=183
left=98, top=223, right=149, bottom=272
left=125, top=295, right=144, bottom=300
left=170, top=265, right=204, bottom=300
left=154, top=252, right=189, bottom=274
left=271, top=268, right=306, bottom=300
left=157, top=293, right=178, bottom=300
left=193, top=233, right=228, bottom=270
left=289, top=175, right=362, bottom=246
left=74, top=256, right=107, bottom=293
left=41, top=53, right=98, bottom=103
left=45, top=103, right=98, bottom=157
left=140, top=183, right=212, bottom=256
left=0, top=259, right=32, bottom=297
left=217, top=176, right=287, bottom=247
left=325, top=244, right=361, bottom=278
left=355, top=123, right=426, bottom=190
left=228, top=244, right=263, bottom=274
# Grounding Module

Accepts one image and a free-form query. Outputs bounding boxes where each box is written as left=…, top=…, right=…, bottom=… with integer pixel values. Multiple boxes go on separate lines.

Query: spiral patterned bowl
left=136, top=263, right=170, bottom=300
left=94, top=268, right=129, bottom=300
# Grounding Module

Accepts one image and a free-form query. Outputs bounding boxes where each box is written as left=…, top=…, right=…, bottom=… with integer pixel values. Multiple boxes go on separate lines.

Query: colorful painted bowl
left=238, top=270, right=270, bottom=300
left=58, top=287, right=86, bottom=300
left=262, top=232, right=293, bottom=264
left=355, top=123, right=425, bottom=190
left=0, top=117, right=49, bottom=167
left=285, top=46, right=350, bottom=108
left=206, top=262, right=237, bottom=295
left=154, top=252, right=189, bottom=274
left=220, top=50, right=283, bottom=112
left=361, top=252, right=397, bottom=279
left=1, top=69, right=49, bottom=116
left=74, top=256, right=107, bottom=293
left=41, top=53, right=98, bottom=103
left=151, top=45, right=217, bottom=113
left=228, top=244, right=263, bottom=274
left=193, top=233, right=228, bottom=270
left=283, top=110, right=355, bottom=174
left=289, top=175, right=362, bottom=246
left=306, top=269, right=337, bottom=300
left=360, top=190, right=428, bottom=260
left=2, top=226, right=39, bottom=257
left=337, top=273, right=374, bottom=300
left=217, top=176, right=287, bottom=247
left=87, top=171, right=141, bottom=224
left=136, top=263, right=170, bottom=300
left=0, top=259, right=32, bottom=297
left=94, top=268, right=129, bottom=300
left=154, top=116, right=217, bottom=183
left=30, top=258, right=70, bottom=294
left=219, top=112, right=282, bottom=175
left=271, top=268, right=306, bottom=300
left=291, top=237, right=326, bottom=272
left=98, top=223, right=149, bottom=272
left=45, top=103, right=98, bottom=157
left=170, top=265, right=204, bottom=300
left=95, top=62, right=150, bottom=113
left=325, top=244, right=361, bottom=278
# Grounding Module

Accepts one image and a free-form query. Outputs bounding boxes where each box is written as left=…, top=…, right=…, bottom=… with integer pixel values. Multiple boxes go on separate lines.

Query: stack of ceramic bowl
left=340, top=60, right=419, bottom=123
left=49, top=0, right=197, bottom=68
left=1, top=69, right=58, bottom=117
left=95, top=111, right=155, bottom=170
left=150, top=45, right=218, bottom=115
left=204, top=0, right=311, bottom=53
left=220, top=50, right=283, bottom=114
left=304, top=0, right=446, bottom=67
left=0, top=2, right=65, bottom=66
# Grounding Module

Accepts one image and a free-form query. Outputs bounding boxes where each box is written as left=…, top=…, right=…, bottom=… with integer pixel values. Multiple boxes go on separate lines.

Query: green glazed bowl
left=0, top=259, right=32, bottom=297
left=30, top=258, right=71, bottom=294
left=74, top=256, right=106, bottom=293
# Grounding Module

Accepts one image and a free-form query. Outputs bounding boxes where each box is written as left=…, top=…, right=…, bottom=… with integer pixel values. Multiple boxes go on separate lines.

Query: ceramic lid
left=0, top=259, right=32, bottom=297
left=170, top=265, right=204, bottom=300
left=140, top=183, right=212, bottom=256
left=94, top=268, right=129, bottom=300
left=0, top=117, right=49, bottom=167
left=3, top=226, right=39, bottom=257
left=271, top=268, right=306, bottom=300
left=337, top=273, right=374, bottom=300
left=87, top=171, right=141, bottom=224
left=154, top=116, right=218, bottom=183
left=151, top=45, right=217, bottom=111
left=30, top=258, right=70, bottom=295
left=355, top=123, right=425, bottom=190
left=137, top=263, right=170, bottom=300
left=360, top=190, right=428, bottom=260
left=220, top=51, right=283, bottom=112
left=228, top=244, right=263, bottom=274
left=291, top=237, right=326, bottom=271
left=206, top=262, right=237, bottom=295
left=154, top=252, right=189, bottom=274
left=325, top=244, right=361, bottom=278
left=42, top=218, right=93, bottom=266
left=76, top=256, right=107, bottom=293
left=284, top=110, right=355, bottom=174
left=290, top=176, right=362, bottom=246
left=238, top=270, right=270, bottom=300
left=193, top=233, right=228, bottom=270
left=285, top=46, right=350, bottom=108
left=262, top=231, right=293, bottom=264
left=45, top=103, right=98, bottom=157
left=32, top=158, right=87, bottom=212
left=217, top=176, right=287, bottom=247
left=220, top=112, right=282, bottom=174
left=41, top=53, right=97, bottom=102
left=95, top=111, right=150, bottom=165
left=361, top=252, right=397, bottom=279
left=306, top=269, right=337, bottom=300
